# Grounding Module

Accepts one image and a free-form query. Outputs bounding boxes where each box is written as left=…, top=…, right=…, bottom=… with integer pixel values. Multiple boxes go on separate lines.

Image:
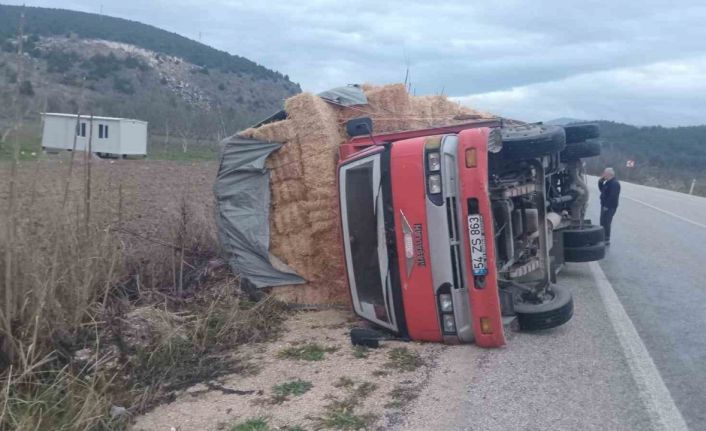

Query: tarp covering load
left=214, top=136, right=306, bottom=288
left=217, top=83, right=494, bottom=305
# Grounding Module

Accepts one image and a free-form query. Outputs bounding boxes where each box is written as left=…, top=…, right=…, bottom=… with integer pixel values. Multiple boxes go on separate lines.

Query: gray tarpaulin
left=214, top=85, right=366, bottom=289
left=214, top=135, right=306, bottom=288
left=317, top=84, right=367, bottom=106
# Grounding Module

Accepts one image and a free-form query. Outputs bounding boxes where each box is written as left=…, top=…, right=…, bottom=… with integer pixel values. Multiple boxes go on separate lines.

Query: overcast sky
left=5, top=0, right=706, bottom=126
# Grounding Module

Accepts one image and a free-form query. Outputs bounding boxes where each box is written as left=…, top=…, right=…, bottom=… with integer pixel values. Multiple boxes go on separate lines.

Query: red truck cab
left=338, top=118, right=605, bottom=347
left=338, top=120, right=506, bottom=347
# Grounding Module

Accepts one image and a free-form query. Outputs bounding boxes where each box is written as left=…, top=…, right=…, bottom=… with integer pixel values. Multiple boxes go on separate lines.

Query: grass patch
left=231, top=417, right=271, bottom=431
left=130, top=296, right=286, bottom=403
left=271, top=379, right=313, bottom=403
left=351, top=382, right=377, bottom=400
left=384, top=347, right=423, bottom=372
left=277, top=343, right=338, bottom=361
left=311, top=402, right=375, bottom=430
left=148, top=140, right=219, bottom=161
left=385, top=385, right=420, bottom=409
left=0, top=123, right=42, bottom=161
left=312, top=379, right=378, bottom=429
left=352, top=345, right=369, bottom=359
left=333, top=376, right=355, bottom=389
left=148, top=146, right=219, bottom=161
left=230, top=418, right=306, bottom=431
left=0, top=363, right=125, bottom=431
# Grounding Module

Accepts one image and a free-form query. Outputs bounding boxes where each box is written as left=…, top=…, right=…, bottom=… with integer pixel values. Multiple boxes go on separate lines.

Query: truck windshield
left=339, top=153, right=396, bottom=330
left=345, top=163, right=386, bottom=320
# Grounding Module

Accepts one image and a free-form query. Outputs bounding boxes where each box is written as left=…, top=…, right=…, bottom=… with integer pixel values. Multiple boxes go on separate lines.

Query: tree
left=19, top=79, right=34, bottom=96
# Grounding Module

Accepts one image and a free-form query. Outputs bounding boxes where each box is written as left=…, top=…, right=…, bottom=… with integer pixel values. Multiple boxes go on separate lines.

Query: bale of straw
left=242, top=83, right=493, bottom=305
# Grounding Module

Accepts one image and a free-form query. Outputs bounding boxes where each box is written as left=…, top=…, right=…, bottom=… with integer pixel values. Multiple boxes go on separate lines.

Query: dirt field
left=0, top=158, right=218, bottom=229
left=1, top=158, right=220, bottom=290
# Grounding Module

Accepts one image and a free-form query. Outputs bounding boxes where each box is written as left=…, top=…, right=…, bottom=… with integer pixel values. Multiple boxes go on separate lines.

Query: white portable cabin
left=41, top=113, right=148, bottom=157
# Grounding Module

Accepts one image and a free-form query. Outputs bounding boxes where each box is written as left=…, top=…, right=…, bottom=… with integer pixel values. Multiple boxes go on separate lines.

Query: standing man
left=598, top=167, right=621, bottom=245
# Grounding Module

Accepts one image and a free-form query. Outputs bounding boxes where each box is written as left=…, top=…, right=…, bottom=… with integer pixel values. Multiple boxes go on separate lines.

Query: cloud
left=455, top=56, right=706, bottom=126
left=5, top=0, right=706, bottom=125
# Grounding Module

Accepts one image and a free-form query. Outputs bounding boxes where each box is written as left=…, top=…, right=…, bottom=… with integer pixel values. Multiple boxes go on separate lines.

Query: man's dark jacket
left=598, top=177, right=621, bottom=209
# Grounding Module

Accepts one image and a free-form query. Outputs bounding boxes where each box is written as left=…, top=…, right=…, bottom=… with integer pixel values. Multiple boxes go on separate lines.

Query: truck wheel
left=564, top=242, right=606, bottom=262
left=562, top=224, right=604, bottom=247
left=514, top=284, right=573, bottom=331
left=560, top=141, right=601, bottom=161
left=563, top=123, right=600, bottom=144
left=501, top=124, right=566, bottom=161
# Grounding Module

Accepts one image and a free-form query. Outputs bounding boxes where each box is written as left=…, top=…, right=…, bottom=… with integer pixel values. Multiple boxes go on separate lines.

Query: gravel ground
left=132, top=309, right=446, bottom=430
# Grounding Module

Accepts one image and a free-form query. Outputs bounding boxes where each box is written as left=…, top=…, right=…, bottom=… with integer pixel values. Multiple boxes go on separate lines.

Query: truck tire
left=563, top=123, right=600, bottom=144
left=560, top=141, right=601, bottom=161
left=564, top=242, right=606, bottom=262
left=562, top=224, right=604, bottom=247
left=501, top=124, right=566, bottom=161
left=514, top=284, right=573, bottom=331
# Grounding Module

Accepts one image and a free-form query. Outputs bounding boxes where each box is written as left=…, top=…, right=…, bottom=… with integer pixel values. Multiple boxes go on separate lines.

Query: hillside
left=0, top=4, right=301, bottom=143
left=576, top=120, right=706, bottom=195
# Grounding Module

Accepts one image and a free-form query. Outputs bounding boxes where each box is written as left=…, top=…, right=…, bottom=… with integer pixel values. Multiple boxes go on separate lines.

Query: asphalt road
left=588, top=177, right=706, bottom=430
left=396, top=178, right=704, bottom=431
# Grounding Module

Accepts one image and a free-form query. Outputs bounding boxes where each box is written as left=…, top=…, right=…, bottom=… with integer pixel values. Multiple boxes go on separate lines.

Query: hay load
left=236, top=83, right=494, bottom=305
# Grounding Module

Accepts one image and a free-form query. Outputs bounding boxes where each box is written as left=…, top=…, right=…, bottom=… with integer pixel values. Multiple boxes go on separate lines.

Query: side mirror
left=346, top=117, right=374, bottom=137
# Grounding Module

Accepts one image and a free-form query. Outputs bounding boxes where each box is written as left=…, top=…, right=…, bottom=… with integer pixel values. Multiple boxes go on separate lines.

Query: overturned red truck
left=338, top=118, right=604, bottom=347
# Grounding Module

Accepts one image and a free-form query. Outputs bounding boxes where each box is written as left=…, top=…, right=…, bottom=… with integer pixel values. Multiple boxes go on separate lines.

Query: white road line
left=623, top=195, right=706, bottom=230
left=589, top=261, right=689, bottom=431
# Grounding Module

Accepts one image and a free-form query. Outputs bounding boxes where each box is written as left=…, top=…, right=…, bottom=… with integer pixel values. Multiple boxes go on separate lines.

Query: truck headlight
left=428, top=174, right=441, bottom=194
left=439, top=293, right=453, bottom=312
left=427, top=152, right=441, bottom=172
left=442, top=314, right=456, bottom=333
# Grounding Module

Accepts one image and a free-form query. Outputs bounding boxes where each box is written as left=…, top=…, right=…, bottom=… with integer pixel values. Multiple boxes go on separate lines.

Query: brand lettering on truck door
left=413, top=224, right=426, bottom=267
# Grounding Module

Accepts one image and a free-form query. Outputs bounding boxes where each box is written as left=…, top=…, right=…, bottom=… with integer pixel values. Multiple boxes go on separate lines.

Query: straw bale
left=271, top=202, right=310, bottom=235
left=240, top=119, right=296, bottom=143
left=267, top=136, right=302, bottom=169
left=270, top=180, right=306, bottom=204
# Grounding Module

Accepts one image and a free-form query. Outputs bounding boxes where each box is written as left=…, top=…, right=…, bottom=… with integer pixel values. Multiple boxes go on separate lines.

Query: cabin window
left=76, top=122, right=87, bottom=137
left=99, top=124, right=109, bottom=139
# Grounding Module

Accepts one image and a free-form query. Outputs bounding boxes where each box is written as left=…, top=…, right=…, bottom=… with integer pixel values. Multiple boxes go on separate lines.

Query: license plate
left=467, top=214, right=488, bottom=276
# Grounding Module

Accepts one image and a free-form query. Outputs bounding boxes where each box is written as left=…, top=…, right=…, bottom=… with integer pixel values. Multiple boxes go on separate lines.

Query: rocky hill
left=0, top=4, right=301, bottom=141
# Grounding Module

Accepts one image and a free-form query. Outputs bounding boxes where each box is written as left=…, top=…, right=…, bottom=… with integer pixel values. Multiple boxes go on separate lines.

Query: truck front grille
left=446, top=197, right=464, bottom=290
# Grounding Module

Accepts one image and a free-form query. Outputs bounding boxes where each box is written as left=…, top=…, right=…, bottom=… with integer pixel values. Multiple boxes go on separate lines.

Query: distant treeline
left=585, top=121, right=706, bottom=196
left=0, top=4, right=290, bottom=82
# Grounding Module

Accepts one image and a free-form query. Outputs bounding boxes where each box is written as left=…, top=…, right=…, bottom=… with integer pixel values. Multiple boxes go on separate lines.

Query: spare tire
left=560, top=141, right=601, bottom=161
left=514, top=284, right=573, bottom=331
left=562, top=224, right=604, bottom=247
left=564, top=242, right=606, bottom=262
left=563, top=123, right=600, bottom=144
left=501, top=124, right=566, bottom=161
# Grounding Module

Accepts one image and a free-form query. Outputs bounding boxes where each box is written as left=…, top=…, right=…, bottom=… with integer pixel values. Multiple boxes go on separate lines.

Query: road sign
left=626, top=160, right=635, bottom=168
